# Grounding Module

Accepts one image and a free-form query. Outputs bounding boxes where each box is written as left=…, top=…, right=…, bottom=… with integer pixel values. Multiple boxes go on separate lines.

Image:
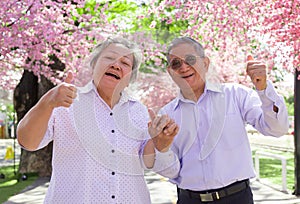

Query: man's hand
left=46, top=71, right=77, bottom=109
left=246, top=55, right=267, bottom=91
left=148, top=109, right=179, bottom=152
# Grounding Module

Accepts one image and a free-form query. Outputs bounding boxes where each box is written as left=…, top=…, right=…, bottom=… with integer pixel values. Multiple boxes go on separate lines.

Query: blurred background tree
left=0, top=0, right=297, bottom=179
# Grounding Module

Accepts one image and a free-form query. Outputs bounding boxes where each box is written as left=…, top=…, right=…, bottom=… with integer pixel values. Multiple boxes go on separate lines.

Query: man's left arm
left=256, top=80, right=289, bottom=136
left=246, top=55, right=289, bottom=136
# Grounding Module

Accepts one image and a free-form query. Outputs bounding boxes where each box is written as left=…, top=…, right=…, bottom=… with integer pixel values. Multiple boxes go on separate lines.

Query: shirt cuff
left=152, top=148, right=177, bottom=172
left=257, top=80, right=279, bottom=108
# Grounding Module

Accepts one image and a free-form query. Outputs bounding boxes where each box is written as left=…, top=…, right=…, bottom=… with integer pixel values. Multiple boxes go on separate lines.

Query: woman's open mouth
left=105, top=72, right=121, bottom=80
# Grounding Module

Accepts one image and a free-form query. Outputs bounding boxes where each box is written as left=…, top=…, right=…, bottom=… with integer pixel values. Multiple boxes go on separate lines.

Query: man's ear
left=203, top=56, right=210, bottom=71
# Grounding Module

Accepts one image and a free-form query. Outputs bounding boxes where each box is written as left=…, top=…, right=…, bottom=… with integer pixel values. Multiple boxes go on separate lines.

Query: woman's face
left=92, top=43, right=134, bottom=93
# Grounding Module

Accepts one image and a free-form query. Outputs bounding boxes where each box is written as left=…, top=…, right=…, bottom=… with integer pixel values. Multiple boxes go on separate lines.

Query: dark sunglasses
left=169, top=55, right=197, bottom=70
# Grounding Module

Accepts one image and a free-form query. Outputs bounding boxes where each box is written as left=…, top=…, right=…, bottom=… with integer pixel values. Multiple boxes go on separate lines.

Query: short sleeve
left=37, top=108, right=56, bottom=149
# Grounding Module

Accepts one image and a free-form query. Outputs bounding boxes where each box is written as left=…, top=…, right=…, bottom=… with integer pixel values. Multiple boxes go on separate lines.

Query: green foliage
left=103, top=1, right=139, bottom=23
left=284, top=95, right=294, bottom=116
left=272, top=66, right=286, bottom=82
left=84, top=0, right=140, bottom=31
left=78, top=0, right=293, bottom=78
left=83, top=0, right=185, bottom=71
left=95, top=0, right=188, bottom=41
left=73, top=0, right=110, bottom=36
left=0, top=103, right=15, bottom=122
left=130, top=1, right=188, bottom=44
left=139, top=65, right=156, bottom=74
left=78, top=0, right=98, bottom=16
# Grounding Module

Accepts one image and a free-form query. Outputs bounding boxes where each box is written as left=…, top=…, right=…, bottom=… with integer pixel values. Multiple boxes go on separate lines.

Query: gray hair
left=166, top=37, right=205, bottom=62
left=89, top=36, right=142, bottom=82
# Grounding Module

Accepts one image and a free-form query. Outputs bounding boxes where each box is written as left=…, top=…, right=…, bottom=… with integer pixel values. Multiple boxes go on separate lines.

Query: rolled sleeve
left=37, top=109, right=55, bottom=149
left=140, top=140, right=180, bottom=179
left=257, top=80, right=289, bottom=135
left=152, top=148, right=180, bottom=179
left=257, top=81, right=280, bottom=110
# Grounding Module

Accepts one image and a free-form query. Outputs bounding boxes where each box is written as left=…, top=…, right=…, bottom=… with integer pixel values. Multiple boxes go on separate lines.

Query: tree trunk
left=14, top=55, right=65, bottom=177
left=14, top=70, right=54, bottom=177
left=294, top=69, right=300, bottom=195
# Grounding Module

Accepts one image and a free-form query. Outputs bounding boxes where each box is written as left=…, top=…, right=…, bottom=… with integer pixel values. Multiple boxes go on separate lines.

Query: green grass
left=253, top=150, right=295, bottom=191
left=0, top=165, right=38, bottom=203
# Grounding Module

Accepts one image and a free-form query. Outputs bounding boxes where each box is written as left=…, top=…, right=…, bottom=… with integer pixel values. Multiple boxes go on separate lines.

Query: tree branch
left=7, top=2, right=34, bottom=27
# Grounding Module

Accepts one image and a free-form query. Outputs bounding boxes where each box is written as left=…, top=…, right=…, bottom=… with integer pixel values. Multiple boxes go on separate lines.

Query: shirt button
left=110, top=112, right=113, bottom=116
left=112, top=172, right=115, bottom=175
left=112, top=195, right=115, bottom=199
left=111, top=130, right=115, bottom=133
left=111, top=149, right=115, bottom=153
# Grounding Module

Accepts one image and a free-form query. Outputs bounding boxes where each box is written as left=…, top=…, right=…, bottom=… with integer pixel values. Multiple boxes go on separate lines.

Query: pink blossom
left=149, top=21, right=157, bottom=28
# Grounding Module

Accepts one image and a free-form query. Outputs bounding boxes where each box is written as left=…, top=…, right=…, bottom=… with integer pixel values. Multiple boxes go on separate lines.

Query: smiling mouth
left=105, top=72, right=120, bottom=80
left=182, top=73, right=194, bottom=79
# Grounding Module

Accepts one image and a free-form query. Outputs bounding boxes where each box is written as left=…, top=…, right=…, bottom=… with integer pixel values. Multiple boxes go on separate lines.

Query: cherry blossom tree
left=1, top=0, right=298, bottom=178
left=1, top=0, right=298, bottom=90
left=0, top=0, right=115, bottom=88
left=1, top=0, right=118, bottom=176
left=144, top=0, right=299, bottom=80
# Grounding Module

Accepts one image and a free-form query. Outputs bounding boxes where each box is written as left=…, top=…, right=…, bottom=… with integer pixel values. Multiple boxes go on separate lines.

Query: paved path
left=2, top=137, right=300, bottom=204
left=252, top=180, right=300, bottom=204
left=4, top=175, right=300, bottom=204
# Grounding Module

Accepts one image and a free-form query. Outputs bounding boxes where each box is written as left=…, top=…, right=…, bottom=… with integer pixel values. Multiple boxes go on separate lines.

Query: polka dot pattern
left=40, top=84, right=151, bottom=204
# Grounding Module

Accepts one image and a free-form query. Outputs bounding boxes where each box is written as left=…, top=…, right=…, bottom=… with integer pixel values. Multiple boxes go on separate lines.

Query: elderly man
left=157, top=37, right=289, bottom=204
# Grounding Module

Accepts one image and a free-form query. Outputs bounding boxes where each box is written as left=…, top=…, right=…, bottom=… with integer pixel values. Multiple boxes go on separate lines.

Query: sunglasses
left=169, top=55, right=197, bottom=70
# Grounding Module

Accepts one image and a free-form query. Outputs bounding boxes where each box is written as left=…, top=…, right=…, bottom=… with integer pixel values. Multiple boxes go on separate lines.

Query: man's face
left=167, top=43, right=209, bottom=93
left=93, top=43, right=134, bottom=93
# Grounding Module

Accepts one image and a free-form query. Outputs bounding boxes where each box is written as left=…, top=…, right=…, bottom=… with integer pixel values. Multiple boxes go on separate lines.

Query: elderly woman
left=17, top=37, right=179, bottom=203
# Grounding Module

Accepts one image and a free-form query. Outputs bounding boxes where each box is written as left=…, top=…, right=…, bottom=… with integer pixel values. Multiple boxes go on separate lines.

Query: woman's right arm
left=17, top=72, right=77, bottom=151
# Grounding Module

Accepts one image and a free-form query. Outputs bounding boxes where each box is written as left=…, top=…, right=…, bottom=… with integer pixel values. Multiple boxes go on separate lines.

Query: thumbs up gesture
left=246, top=55, right=267, bottom=90
left=46, top=71, right=77, bottom=108
left=148, top=109, right=179, bottom=152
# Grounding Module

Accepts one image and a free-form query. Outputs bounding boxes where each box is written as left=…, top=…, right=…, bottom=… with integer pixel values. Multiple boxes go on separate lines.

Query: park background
left=0, top=0, right=299, bottom=202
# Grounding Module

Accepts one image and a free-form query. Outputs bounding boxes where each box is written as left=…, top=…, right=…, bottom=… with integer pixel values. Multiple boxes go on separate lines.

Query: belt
left=179, top=179, right=250, bottom=202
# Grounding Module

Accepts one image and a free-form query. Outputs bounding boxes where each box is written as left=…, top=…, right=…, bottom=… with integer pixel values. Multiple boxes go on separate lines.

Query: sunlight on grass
left=0, top=179, right=18, bottom=187
left=253, top=150, right=295, bottom=191
left=0, top=165, right=38, bottom=203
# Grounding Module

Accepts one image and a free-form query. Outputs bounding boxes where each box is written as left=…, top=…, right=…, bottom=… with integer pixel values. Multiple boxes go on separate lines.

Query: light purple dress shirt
left=159, top=80, right=289, bottom=191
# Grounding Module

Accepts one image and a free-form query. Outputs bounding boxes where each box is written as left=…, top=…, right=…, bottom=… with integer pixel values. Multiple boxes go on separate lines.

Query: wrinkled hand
left=246, top=55, right=267, bottom=91
left=46, top=71, right=77, bottom=108
left=148, top=109, right=179, bottom=152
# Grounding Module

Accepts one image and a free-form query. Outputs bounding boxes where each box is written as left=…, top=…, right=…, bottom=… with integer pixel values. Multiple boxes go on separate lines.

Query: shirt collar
left=173, top=80, right=222, bottom=110
left=77, top=80, right=137, bottom=105
left=77, top=80, right=94, bottom=94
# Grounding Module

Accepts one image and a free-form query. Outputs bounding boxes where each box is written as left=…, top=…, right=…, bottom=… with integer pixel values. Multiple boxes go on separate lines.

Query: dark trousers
left=177, top=185, right=254, bottom=204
